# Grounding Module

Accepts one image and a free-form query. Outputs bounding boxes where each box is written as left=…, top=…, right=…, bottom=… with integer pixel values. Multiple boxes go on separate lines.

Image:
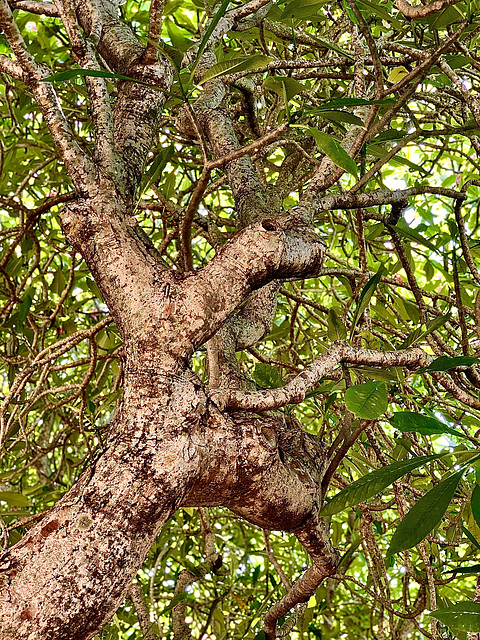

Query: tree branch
left=0, top=0, right=93, bottom=191
left=9, top=0, right=60, bottom=16
left=143, top=0, right=166, bottom=65
left=180, top=215, right=326, bottom=352
left=395, top=0, right=462, bottom=19
left=213, top=342, right=427, bottom=411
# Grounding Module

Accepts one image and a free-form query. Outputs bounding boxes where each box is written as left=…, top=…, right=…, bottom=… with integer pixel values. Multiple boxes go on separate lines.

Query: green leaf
left=280, top=0, right=327, bottom=20
left=401, top=313, right=451, bottom=349
left=86, top=277, right=103, bottom=301
left=199, top=55, right=273, bottom=84
left=446, top=564, right=480, bottom=574
left=315, top=97, right=395, bottom=110
left=471, top=484, right=480, bottom=528
left=51, top=267, right=66, bottom=295
left=189, top=0, right=231, bottom=84
left=253, top=632, right=267, bottom=640
left=43, top=68, right=150, bottom=86
left=419, top=355, right=479, bottom=372
left=430, top=602, right=480, bottom=632
left=387, top=66, right=409, bottom=84
left=327, top=308, right=347, bottom=340
left=139, top=144, right=175, bottom=198
left=463, top=525, right=480, bottom=549
left=308, top=128, right=358, bottom=177
left=344, top=381, right=388, bottom=420
left=253, top=363, right=284, bottom=389
left=264, top=76, right=306, bottom=102
left=393, top=218, right=437, bottom=251
left=320, top=110, right=365, bottom=126
left=157, top=591, right=190, bottom=616
left=17, top=290, right=33, bottom=328
left=350, top=267, right=384, bottom=337
left=357, top=0, right=402, bottom=27
left=0, top=491, right=32, bottom=507
left=320, top=454, right=440, bottom=516
left=390, top=412, right=467, bottom=439
left=387, top=469, right=464, bottom=556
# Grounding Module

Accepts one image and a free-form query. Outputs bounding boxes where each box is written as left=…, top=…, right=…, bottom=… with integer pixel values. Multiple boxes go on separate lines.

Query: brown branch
left=128, top=582, right=157, bottom=639
left=0, top=0, right=93, bottom=190
left=263, top=531, right=292, bottom=590
left=213, top=342, right=426, bottom=411
left=454, top=193, right=480, bottom=287
left=345, top=0, right=383, bottom=98
left=314, top=186, right=465, bottom=215
left=262, top=562, right=333, bottom=639
left=9, top=1, right=59, bottom=16
left=206, top=123, right=288, bottom=171
left=395, top=0, right=462, bottom=19
left=143, top=0, right=166, bottom=65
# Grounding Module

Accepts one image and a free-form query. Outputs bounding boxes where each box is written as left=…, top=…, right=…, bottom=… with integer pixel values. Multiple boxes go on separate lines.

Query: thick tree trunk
left=0, top=349, right=335, bottom=639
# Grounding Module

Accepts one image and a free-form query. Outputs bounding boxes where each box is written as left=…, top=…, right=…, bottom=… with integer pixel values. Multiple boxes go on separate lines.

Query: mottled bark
left=0, top=1, right=435, bottom=638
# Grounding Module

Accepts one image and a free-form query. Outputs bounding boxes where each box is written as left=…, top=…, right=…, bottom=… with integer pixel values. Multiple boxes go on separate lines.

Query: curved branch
left=180, top=215, right=326, bottom=352
left=0, top=0, right=93, bottom=190
left=395, top=0, right=462, bottom=19
left=9, top=1, right=60, bottom=15
left=213, top=342, right=427, bottom=411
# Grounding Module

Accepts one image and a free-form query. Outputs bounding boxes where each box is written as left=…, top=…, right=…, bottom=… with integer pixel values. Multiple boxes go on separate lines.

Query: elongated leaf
left=320, top=454, right=439, bottom=516
left=387, top=469, right=464, bottom=556
left=430, top=602, right=480, bottom=632
left=280, top=0, right=327, bottom=20
left=446, top=564, right=480, bottom=574
left=43, top=68, right=149, bottom=86
left=463, top=525, right=480, bottom=549
left=393, top=218, right=437, bottom=251
left=387, top=66, right=409, bottom=84
left=316, top=97, right=395, bottom=110
left=264, top=76, right=306, bottom=102
left=309, top=128, right=358, bottom=177
left=189, top=0, right=231, bottom=83
left=357, top=0, right=402, bottom=27
left=471, top=483, right=480, bottom=528
left=0, top=491, right=32, bottom=507
left=350, top=267, right=384, bottom=336
left=401, top=313, right=451, bottom=349
left=321, top=110, right=365, bottom=126
left=344, top=381, right=388, bottom=420
left=253, top=363, right=284, bottom=389
left=390, top=412, right=466, bottom=439
left=327, top=308, right=347, bottom=340
left=419, top=355, right=479, bottom=372
left=157, top=591, right=190, bottom=616
left=139, top=144, right=175, bottom=197
left=199, top=55, right=272, bottom=84
left=17, top=291, right=32, bottom=328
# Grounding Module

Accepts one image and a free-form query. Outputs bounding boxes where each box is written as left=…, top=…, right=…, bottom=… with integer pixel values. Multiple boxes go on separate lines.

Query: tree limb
left=213, top=342, right=427, bottom=411
left=9, top=0, right=60, bottom=16
left=395, top=0, right=462, bottom=19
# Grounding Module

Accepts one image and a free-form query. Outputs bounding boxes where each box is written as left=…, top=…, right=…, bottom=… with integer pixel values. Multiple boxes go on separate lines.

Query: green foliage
left=387, top=470, right=465, bottom=556
left=344, top=381, right=388, bottom=419
left=320, top=454, right=441, bottom=516
left=430, top=602, right=480, bottom=632
left=308, top=128, right=359, bottom=178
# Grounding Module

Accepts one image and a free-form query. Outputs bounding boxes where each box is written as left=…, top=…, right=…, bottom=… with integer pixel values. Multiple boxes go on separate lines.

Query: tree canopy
left=2, top=0, right=480, bottom=639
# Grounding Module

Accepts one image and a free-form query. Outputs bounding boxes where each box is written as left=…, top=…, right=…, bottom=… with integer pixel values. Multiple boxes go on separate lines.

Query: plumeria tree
left=2, top=0, right=480, bottom=639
